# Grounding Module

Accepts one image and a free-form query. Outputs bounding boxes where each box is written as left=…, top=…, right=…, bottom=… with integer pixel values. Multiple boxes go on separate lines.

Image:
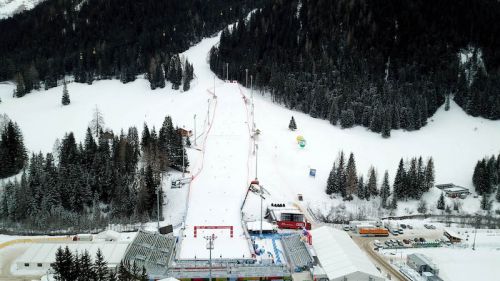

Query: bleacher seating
left=123, top=230, right=176, bottom=276
left=281, top=235, right=312, bottom=268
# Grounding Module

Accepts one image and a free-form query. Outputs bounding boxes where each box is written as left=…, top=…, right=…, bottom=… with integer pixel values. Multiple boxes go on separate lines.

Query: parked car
left=429, top=225, right=436, bottom=229
left=397, top=240, right=404, bottom=246
left=419, top=237, right=426, bottom=243
left=398, top=228, right=404, bottom=234
left=414, top=238, right=419, bottom=242
left=385, top=241, right=392, bottom=246
left=407, top=225, right=413, bottom=229
left=400, top=224, right=407, bottom=229
left=403, top=239, right=411, bottom=244
left=343, top=225, right=350, bottom=231
left=390, top=229, right=399, bottom=236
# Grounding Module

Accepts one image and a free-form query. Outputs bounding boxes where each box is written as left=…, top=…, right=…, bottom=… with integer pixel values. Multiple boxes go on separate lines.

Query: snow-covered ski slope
left=179, top=82, right=253, bottom=259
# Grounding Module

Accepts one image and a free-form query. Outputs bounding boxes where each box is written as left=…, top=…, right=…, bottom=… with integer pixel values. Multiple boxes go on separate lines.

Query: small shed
left=444, top=229, right=462, bottom=243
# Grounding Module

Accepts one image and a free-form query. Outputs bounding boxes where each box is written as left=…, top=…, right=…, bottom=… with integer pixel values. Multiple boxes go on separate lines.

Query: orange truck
left=359, top=228, right=389, bottom=237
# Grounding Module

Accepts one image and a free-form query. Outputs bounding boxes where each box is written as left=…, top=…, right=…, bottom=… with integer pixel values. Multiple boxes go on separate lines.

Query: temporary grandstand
left=122, top=230, right=177, bottom=278
left=310, top=226, right=384, bottom=281
left=281, top=234, right=313, bottom=269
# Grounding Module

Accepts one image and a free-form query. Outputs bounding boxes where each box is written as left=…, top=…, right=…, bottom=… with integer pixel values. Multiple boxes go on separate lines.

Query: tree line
left=473, top=154, right=500, bottom=209
left=326, top=152, right=434, bottom=209
left=0, top=113, right=188, bottom=232
left=210, top=0, right=500, bottom=136
left=52, top=247, right=147, bottom=281
left=0, top=0, right=262, bottom=95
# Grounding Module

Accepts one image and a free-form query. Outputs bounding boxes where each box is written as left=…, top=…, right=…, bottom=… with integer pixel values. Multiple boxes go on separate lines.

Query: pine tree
left=380, top=171, right=390, bottom=208
left=437, top=192, right=445, bottom=210
left=62, top=81, right=70, bottom=105
left=89, top=106, right=105, bottom=138
left=335, top=151, right=346, bottom=197
left=357, top=175, right=365, bottom=199
left=408, top=158, right=418, bottom=199
left=424, top=157, right=435, bottom=191
left=390, top=195, right=398, bottom=210
left=367, top=167, right=378, bottom=197
left=393, top=158, right=406, bottom=200
left=185, top=135, right=191, bottom=147
left=78, top=250, right=94, bottom=281
left=288, top=116, right=297, bottom=130
left=326, top=162, right=337, bottom=195
left=345, top=153, right=358, bottom=196
left=93, top=248, right=108, bottom=281
left=445, top=94, right=450, bottom=111
left=0, top=121, right=27, bottom=178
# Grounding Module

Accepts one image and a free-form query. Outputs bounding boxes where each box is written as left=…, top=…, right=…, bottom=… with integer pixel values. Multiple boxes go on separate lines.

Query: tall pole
left=255, top=144, right=258, bottom=180
left=260, top=184, right=263, bottom=238
left=207, top=99, right=210, bottom=125
left=182, top=141, right=185, bottom=177
left=157, top=175, right=161, bottom=231
left=205, top=234, right=216, bottom=281
left=245, top=68, right=248, bottom=88
left=194, top=114, right=197, bottom=146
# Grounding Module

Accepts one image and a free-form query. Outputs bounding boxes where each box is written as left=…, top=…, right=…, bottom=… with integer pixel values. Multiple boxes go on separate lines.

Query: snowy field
left=381, top=228, right=500, bottom=281
left=1, top=25, right=500, bottom=261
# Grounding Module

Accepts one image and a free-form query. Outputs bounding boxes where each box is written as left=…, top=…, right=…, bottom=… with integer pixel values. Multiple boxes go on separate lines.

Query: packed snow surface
left=179, top=82, right=253, bottom=259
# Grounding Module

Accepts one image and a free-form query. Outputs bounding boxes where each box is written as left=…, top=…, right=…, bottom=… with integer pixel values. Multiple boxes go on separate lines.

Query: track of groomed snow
left=179, top=82, right=252, bottom=259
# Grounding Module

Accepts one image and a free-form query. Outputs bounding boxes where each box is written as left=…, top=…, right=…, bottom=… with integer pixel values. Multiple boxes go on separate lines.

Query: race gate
left=193, top=225, right=233, bottom=238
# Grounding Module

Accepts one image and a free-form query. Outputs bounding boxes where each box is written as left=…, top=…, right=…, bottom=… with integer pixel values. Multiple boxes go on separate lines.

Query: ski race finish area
left=179, top=82, right=252, bottom=259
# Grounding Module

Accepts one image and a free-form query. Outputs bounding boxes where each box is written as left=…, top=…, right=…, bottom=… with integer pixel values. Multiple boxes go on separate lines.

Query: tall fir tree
left=288, top=116, right=297, bottom=131
left=424, top=157, right=435, bottom=191
left=380, top=171, right=391, bottom=208
left=393, top=158, right=406, bottom=200
left=345, top=153, right=358, bottom=196
left=62, top=81, right=70, bottom=105
left=437, top=192, right=445, bottom=210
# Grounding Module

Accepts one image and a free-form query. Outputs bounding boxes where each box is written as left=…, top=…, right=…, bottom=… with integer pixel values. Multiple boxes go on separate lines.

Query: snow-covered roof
left=310, top=226, right=384, bottom=281
left=158, top=278, right=180, bottom=281
left=16, top=241, right=130, bottom=266
left=246, top=220, right=274, bottom=231
left=96, top=230, right=121, bottom=241
left=444, top=229, right=463, bottom=239
left=443, top=186, right=469, bottom=193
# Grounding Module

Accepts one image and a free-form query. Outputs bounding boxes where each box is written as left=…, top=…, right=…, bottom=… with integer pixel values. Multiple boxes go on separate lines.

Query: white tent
left=310, top=226, right=384, bottom=281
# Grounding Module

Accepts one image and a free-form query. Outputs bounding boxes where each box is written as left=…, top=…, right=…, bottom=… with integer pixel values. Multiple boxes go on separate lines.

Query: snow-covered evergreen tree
left=61, top=81, right=70, bottom=105
left=346, top=153, right=358, bottom=196
left=288, top=116, right=297, bottom=130
left=437, top=192, right=445, bottom=210
left=380, top=171, right=390, bottom=208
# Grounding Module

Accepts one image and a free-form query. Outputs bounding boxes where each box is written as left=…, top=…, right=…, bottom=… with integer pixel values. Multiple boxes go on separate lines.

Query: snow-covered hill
left=0, top=0, right=45, bottom=19
left=1, top=32, right=500, bottom=219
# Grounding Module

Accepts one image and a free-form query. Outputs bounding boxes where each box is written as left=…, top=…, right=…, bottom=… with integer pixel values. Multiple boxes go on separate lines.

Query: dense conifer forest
left=0, top=115, right=188, bottom=233
left=0, top=0, right=263, bottom=94
left=210, top=0, right=500, bottom=136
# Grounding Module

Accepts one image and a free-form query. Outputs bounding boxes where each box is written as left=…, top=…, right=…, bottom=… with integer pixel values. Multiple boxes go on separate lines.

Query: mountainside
left=210, top=0, right=500, bottom=136
left=0, top=0, right=262, bottom=94
left=0, top=0, right=45, bottom=19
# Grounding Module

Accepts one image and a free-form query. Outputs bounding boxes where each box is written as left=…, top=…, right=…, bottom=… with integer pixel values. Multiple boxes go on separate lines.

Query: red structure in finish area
left=194, top=226, right=233, bottom=238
